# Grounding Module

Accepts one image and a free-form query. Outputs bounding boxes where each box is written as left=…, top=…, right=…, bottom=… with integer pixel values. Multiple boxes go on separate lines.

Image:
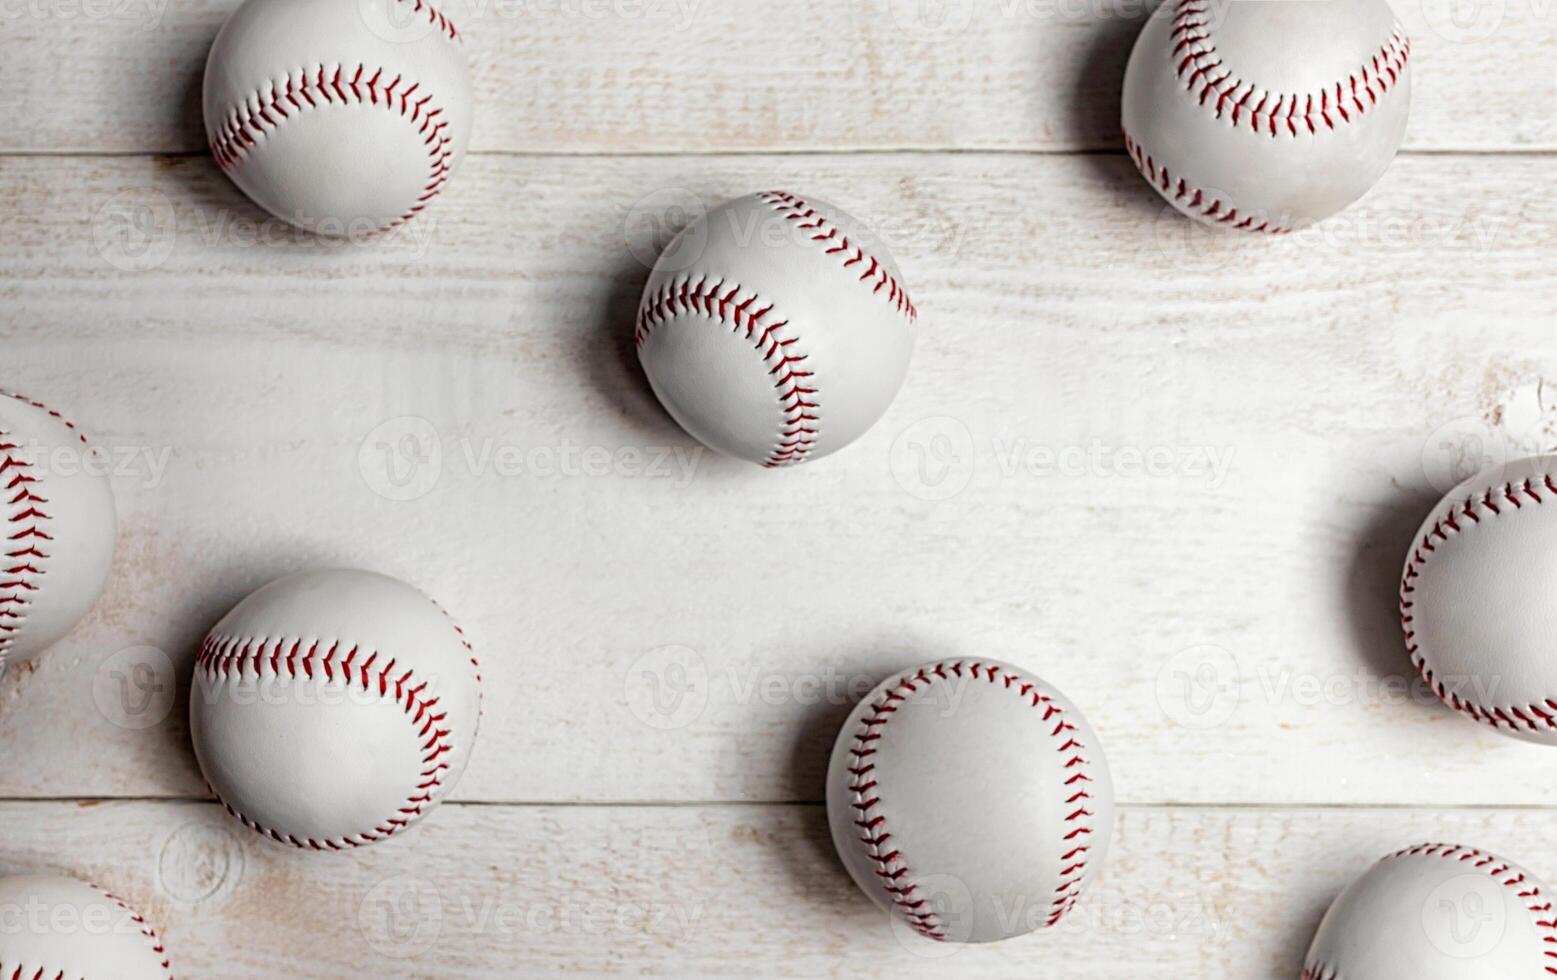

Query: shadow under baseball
left=1337, top=467, right=1446, bottom=712
left=1065, top=8, right=1161, bottom=226
left=577, top=254, right=681, bottom=441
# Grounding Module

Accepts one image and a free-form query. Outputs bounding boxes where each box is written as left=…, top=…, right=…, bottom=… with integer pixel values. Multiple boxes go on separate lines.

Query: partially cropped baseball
left=826, top=659, right=1114, bottom=943
left=1122, top=0, right=1412, bottom=233
left=0, top=391, right=115, bottom=668
left=1401, top=455, right=1557, bottom=744
left=191, top=568, right=482, bottom=849
left=0, top=875, right=171, bottom=979
left=1304, top=843, right=1556, bottom=979
left=204, top=0, right=472, bottom=234
left=635, top=191, right=919, bottom=467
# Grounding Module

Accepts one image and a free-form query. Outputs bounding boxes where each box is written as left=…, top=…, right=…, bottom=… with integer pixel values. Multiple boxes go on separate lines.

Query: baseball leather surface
left=191, top=568, right=482, bottom=849
left=1303, top=843, right=1557, bottom=979
left=204, top=0, right=473, bottom=234
left=1401, top=455, right=1557, bottom=744
left=636, top=191, right=919, bottom=467
left=0, top=391, right=115, bottom=669
left=0, top=875, right=171, bottom=979
left=825, top=659, right=1114, bottom=943
left=1121, top=0, right=1412, bottom=232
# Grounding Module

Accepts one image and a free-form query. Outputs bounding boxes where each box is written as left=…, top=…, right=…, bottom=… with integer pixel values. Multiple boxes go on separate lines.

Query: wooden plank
left=3, top=800, right=1555, bottom=977
left=0, top=152, right=1555, bottom=806
left=1, top=0, right=1553, bottom=153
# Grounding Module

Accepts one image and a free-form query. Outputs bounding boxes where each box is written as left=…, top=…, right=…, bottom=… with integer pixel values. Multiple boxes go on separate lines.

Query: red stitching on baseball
left=846, top=661, right=1098, bottom=941
left=1123, top=129, right=1291, bottom=234
left=1393, top=845, right=1554, bottom=975
left=92, top=882, right=175, bottom=979
left=0, top=885, right=174, bottom=980
left=1401, top=475, right=1557, bottom=734
left=1, top=390, right=89, bottom=445
left=196, top=632, right=464, bottom=850
left=1171, top=0, right=1410, bottom=138
left=394, top=0, right=460, bottom=41
left=208, top=64, right=455, bottom=231
left=635, top=277, right=820, bottom=468
left=757, top=191, right=918, bottom=323
left=0, top=391, right=82, bottom=668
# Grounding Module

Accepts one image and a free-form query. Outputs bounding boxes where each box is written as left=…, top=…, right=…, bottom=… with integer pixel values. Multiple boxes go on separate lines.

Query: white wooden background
left=3, top=0, right=1557, bottom=975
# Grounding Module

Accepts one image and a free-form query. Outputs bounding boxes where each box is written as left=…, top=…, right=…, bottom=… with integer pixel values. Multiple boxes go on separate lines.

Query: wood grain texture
left=1, top=800, right=1553, bottom=977
left=1, top=152, right=1555, bottom=806
left=1, top=0, right=1554, bottom=154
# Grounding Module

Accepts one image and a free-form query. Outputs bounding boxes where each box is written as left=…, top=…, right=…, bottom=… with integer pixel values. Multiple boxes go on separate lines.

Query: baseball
left=0, top=875, right=171, bottom=979
left=825, top=659, right=1114, bottom=943
left=191, top=568, right=482, bottom=849
left=635, top=191, right=919, bottom=467
left=204, top=0, right=473, bottom=235
left=1121, top=0, right=1412, bottom=233
left=1401, top=455, right=1557, bottom=744
left=0, top=390, right=115, bottom=669
left=1304, top=843, right=1556, bottom=978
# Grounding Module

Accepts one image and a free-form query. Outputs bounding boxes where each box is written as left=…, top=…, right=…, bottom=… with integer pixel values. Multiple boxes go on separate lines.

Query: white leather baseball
left=825, top=659, right=1114, bottom=944
left=190, top=568, right=482, bottom=849
left=0, top=875, right=171, bottom=979
left=1304, top=843, right=1557, bottom=979
left=635, top=191, right=919, bottom=467
left=1121, top=0, right=1412, bottom=233
left=1401, top=455, right=1557, bottom=744
left=0, top=391, right=115, bottom=669
left=204, top=0, right=472, bottom=234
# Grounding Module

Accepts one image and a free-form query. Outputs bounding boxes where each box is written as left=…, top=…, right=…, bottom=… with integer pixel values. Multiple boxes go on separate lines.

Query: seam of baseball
left=846, top=661, right=1099, bottom=941
left=1123, top=128, right=1291, bottom=234
left=1400, top=474, right=1557, bottom=734
left=1171, top=0, right=1411, bottom=139
left=196, top=632, right=463, bottom=850
left=756, top=191, right=918, bottom=324
left=1392, top=844, right=1557, bottom=974
left=0, top=391, right=85, bottom=668
left=92, top=882, right=175, bottom=980
left=391, top=0, right=461, bottom=41
left=635, top=276, right=820, bottom=467
left=1299, top=968, right=1336, bottom=980
left=208, top=64, right=456, bottom=231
